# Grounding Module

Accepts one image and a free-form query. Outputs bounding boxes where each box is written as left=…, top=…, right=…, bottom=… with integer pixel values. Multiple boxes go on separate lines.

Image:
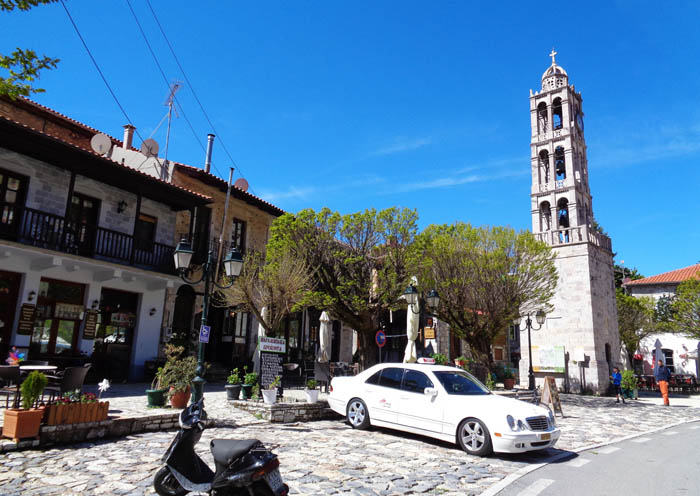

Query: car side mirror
left=424, top=387, right=438, bottom=396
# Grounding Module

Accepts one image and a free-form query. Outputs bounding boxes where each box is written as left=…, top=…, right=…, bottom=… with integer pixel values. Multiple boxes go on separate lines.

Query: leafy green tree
left=1, top=0, right=59, bottom=98
left=616, top=289, right=656, bottom=365
left=415, top=223, right=558, bottom=369
left=267, top=207, right=418, bottom=368
left=654, top=294, right=676, bottom=333
left=671, top=277, right=700, bottom=339
left=614, top=263, right=643, bottom=289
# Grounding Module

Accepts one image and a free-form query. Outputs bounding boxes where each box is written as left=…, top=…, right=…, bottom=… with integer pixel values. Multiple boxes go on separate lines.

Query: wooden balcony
left=0, top=202, right=175, bottom=274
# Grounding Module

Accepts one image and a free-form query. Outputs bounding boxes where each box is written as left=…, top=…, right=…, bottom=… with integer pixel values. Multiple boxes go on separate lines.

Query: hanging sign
left=199, top=325, right=211, bottom=343
left=82, top=310, right=99, bottom=340
left=259, top=336, right=286, bottom=353
left=16, top=304, right=36, bottom=336
left=375, top=330, right=386, bottom=348
left=541, top=376, right=564, bottom=417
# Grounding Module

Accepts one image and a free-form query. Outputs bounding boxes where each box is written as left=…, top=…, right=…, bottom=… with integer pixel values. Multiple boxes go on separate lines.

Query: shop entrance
left=31, top=278, right=85, bottom=358
left=92, top=288, right=139, bottom=382
left=0, top=270, right=21, bottom=358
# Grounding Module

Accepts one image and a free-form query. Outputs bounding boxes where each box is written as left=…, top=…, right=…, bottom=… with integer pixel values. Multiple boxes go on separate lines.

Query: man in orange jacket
left=654, top=359, right=671, bottom=406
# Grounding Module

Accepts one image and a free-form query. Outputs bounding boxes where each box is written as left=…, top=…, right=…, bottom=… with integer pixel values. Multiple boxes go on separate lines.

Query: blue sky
left=3, top=1, right=700, bottom=277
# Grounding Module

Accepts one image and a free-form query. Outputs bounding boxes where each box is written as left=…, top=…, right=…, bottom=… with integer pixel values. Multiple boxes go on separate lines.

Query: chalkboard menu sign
left=541, top=375, right=564, bottom=417
left=82, top=310, right=99, bottom=340
left=260, top=352, right=283, bottom=390
left=17, top=304, right=36, bottom=335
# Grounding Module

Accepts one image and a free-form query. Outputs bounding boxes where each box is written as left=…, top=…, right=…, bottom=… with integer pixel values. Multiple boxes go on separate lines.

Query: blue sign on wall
left=199, top=325, right=211, bottom=343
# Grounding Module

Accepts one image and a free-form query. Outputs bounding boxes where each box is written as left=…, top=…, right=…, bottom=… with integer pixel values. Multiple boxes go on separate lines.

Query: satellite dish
left=141, top=138, right=160, bottom=157
left=90, top=133, right=112, bottom=155
left=234, top=178, right=249, bottom=192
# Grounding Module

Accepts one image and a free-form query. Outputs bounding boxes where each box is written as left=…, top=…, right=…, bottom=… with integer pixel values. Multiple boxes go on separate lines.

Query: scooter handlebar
left=179, top=398, right=206, bottom=429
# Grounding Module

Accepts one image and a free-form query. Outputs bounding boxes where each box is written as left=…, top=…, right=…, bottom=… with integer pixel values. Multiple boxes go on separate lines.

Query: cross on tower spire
left=549, top=48, right=557, bottom=65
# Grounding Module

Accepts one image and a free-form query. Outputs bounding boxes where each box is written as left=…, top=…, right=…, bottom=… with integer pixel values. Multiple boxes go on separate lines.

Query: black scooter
left=154, top=399, right=288, bottom=496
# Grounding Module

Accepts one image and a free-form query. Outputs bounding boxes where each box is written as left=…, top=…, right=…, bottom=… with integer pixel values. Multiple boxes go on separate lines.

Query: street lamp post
left=173, top=239, right=243, bottom=403
left=403, top=284, right=440, bottom=358
left=513, top=310, right=546, bottom=390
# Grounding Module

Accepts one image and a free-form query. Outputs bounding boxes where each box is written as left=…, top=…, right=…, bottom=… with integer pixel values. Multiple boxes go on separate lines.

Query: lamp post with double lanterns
left=403, top=284, right=440, bottom=358
left=173, top=239, right=244, bottom=403
left=513, top=310, right=546, bottom=391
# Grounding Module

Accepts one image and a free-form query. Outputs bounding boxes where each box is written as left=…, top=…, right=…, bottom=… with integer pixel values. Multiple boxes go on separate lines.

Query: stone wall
left=231, top=399, right=339, bottom=423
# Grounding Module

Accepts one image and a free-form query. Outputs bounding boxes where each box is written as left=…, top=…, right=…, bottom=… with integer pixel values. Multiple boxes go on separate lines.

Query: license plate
left=540, top=433, right=551, bottom=441
left=264, top=468, right=284, bottom=492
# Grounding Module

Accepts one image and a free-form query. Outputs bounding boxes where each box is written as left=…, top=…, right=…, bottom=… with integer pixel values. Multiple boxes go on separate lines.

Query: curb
left=479, top=417, right=700, bottom=496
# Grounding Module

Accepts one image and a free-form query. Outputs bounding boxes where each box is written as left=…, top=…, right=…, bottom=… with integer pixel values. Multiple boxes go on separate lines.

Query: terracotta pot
left=503, top=378, right=515, bottom=390
left=169, top=387, right=191, bottom=409
left=3, top=408, right=44, bottom=442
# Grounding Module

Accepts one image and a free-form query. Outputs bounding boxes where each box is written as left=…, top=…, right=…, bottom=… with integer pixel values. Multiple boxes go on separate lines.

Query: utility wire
left=123, top=0, right=228, bottom=179
left=144, top=0, right=256, bottom=195
left=60, top=0, right=144, bottom=144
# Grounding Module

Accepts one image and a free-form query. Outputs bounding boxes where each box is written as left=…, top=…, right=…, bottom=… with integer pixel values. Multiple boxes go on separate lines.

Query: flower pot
left=305, top=389, right=319, bottom=404
left=225, top=384, right=242, bottom=401
left=262, top=389, right=277, bottom=405
left=503, top=378, right=515, bottom=390
left=3, top=408, right=44, bottom=442
left=241, top=384, right=253, bottom=400
left=169, top=386, right=191, bottom=409
left=146, top=388, right=169, bottom=407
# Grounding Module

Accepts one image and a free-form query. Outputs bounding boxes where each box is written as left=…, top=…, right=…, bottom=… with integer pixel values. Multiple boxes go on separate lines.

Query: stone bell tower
left=521, top=50, right=620, bottom=392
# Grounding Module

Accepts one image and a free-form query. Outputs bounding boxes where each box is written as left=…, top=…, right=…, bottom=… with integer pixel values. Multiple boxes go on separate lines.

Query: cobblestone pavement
left=1, top=387, right=699, bottom=496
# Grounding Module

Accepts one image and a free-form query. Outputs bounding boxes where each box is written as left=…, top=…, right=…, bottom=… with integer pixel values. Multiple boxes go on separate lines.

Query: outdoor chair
left=0, top=365, right=21, bottom=409
left=44, top=365, right=91, bottom=401
left=21, top=360, right=49, bottom=366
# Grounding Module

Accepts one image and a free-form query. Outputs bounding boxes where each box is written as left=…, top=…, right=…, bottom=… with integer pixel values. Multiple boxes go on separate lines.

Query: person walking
left=654, top=359, right=671, bottom=406
left=611, top=367, right=625, bottom=404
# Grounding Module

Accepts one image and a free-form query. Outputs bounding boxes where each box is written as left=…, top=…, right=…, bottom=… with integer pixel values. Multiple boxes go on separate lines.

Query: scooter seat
left=210, top=439, right=260, bottom=467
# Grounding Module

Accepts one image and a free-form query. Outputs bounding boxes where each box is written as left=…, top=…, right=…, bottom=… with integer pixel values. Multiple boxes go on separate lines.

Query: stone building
left=0, top=97, right=211, bottom=380
left=624, top=264, right=700, bottom=377
left=523, top=52, right=620, bottom=392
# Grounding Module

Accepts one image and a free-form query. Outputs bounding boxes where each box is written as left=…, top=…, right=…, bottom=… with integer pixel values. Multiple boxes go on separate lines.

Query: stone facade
left=231, top=399, right=338, bottom=423
left=521, top=53, right=621, bottom=393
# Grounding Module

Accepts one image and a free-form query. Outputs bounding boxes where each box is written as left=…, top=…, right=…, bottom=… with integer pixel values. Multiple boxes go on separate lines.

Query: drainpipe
left=204, top=134, right=215, bottom=173
left=123, top=124, right=135, bottom=150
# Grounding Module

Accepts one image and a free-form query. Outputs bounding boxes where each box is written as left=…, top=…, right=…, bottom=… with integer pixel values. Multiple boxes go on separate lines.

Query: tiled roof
left=0, top=114, right=211, bottom=203
left=625, top=264, right=700, bottom=286
left=173, top=162, right=286, bottom=216
left=7, top=96, right=285, bottom=216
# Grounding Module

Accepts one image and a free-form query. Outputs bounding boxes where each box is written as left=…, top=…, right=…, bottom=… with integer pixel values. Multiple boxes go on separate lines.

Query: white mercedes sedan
left=328, top=362, right=560, bottom=456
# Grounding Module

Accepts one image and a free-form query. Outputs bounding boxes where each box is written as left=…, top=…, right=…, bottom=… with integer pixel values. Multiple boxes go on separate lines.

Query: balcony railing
left=535, top=225, right=612, bottom=252
left=0, top=202, right=175, bottom=274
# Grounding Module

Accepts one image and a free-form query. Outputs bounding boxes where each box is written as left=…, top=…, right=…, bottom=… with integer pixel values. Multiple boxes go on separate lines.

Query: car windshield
left=433, top=370, right=491, bottom=395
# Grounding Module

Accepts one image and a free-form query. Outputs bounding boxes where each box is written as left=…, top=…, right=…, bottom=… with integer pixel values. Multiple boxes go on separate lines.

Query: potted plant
left=262, top=376, right=281, bottom=405
left=160, top=344, right=197, bottom=409
left=146, top=367, right=168, bottom=407
left=242, top=369, right=258, bottom=400
left=225, top=368, right=242, bottom=400
left=454, top=355, right=468, bottom=368
left=431, top=353, right=448, bottom=365
left=2, top=371, right=47, bottom=442
left=305, top=379, right=319, bottom=404
left=503, top=365, right=516, bottom=390
left=621, top=369, right=638, bottom=400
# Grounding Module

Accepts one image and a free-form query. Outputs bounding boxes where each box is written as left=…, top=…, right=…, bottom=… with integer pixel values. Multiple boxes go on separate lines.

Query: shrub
left=431, top=353, right=448, bottom=365
left=227, top=368, right=242, bottom=385
left=306, top=379, right=317, bottom=390
left=485, top=373, right=495, bottom=391
left=268, top=375, right=281, bottom=389
left=20, top=371, right=47, bottom=410
left=244, top=371, right=259, bottom=386
left=621, top=370, right=639, bottom=391
left=160, top=344, right=198, bottom=394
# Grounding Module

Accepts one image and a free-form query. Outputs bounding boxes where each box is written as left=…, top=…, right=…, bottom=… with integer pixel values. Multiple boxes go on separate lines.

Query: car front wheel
left=346, top=398, right=370, bottom=429
left=457, top=417, right=493, bottom=456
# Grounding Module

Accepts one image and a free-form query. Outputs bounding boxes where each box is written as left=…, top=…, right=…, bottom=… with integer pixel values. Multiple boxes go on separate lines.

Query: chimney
left=204, top=134, right=215, bottom=173
left=123, top=124, right=135, bottom=150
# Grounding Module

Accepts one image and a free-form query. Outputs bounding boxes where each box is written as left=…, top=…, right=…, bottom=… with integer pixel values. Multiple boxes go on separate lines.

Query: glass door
left=0, top=168, right=28, bottom=239
left=66, top=193, right=100, bottom=256
left=30, top=279, right=85, bottom=357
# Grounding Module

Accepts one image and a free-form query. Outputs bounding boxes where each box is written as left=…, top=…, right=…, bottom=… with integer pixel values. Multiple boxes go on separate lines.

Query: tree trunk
left=356, top=329, right=378, bottom=372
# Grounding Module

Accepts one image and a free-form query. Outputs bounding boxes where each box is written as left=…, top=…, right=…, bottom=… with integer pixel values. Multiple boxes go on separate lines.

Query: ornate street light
left=173, top=238, right=244, bottom=403
left=513, top=309, right=547, bottom=390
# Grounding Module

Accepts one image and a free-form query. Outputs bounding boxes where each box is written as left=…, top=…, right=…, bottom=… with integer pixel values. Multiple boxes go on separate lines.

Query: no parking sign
left=375, top=330, right=386, bottom=348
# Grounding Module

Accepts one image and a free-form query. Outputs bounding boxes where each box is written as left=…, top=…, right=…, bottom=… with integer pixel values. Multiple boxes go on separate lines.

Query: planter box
left=45, top=401, right=109, bottom=426
left=3, top=408, right=45, bottom=442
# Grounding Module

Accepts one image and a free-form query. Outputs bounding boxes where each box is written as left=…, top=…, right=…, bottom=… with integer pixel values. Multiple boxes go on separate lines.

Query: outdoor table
left=19, top=365, right=58, bottom=373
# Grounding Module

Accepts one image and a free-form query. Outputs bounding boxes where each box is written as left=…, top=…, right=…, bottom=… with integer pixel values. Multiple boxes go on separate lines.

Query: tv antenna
left=163, top=81, right=182, bottom=168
